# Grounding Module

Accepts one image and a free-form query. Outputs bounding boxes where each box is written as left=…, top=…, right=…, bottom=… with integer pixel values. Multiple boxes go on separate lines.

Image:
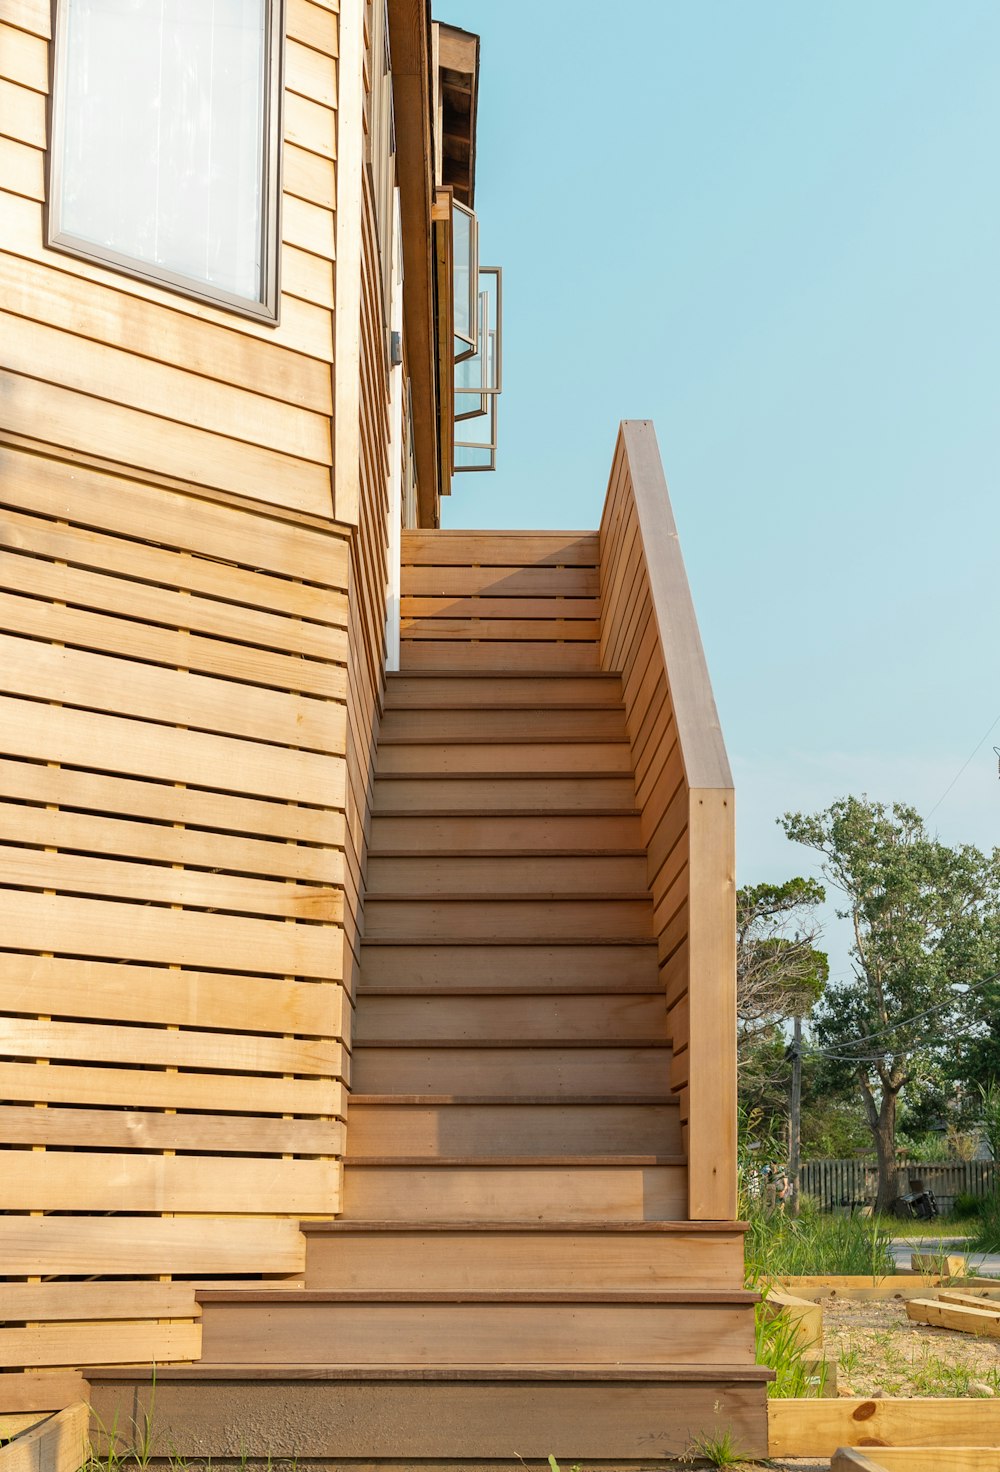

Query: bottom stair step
left=88, top=1363, right=772, bottom=1462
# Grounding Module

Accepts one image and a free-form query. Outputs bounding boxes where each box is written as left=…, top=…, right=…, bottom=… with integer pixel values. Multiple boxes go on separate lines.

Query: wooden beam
left=769, top=1399, right=1000, bottom=1458
left=831, top=1453, right=892, bottom=1472
left=619, top=420, right=732, bottom=792
left=0, top=1404, right=89, bottom=1472
left=332, top=0, right=365, bottom=526
left=906, top=1297, right=1000, bottom=1336
left=836, top=1453, right=1000, bottom=1472
left=388, top=0, right=440, bottom=527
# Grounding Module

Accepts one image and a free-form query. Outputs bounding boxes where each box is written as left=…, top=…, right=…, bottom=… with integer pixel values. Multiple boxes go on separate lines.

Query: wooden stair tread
left=354, top=984, right=662, bottom=996
left=360, top=937, right=657, bottom=947
left=347, top=1094, right=676, bottom=1105
left=351, top=1039, right=670, bottom=1051
left=196, top=1289, right=756, bottom=1305
left=374, top=771, right=635, bottom=781
left=367, top=848, right=648, bottom=859
left=369, top=812, right=642, bottom=824
left=300, top=1220, right=749, bottom=1234
left=363, top=891, right=654, bottom=902
left=344, top=1155, right=687, bottom=1167
left=89, top=1361, right=772, bottom=1383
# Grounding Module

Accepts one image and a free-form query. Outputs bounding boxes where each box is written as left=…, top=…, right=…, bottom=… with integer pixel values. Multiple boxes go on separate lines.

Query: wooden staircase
left=88, top=516, right=768, bottom=1464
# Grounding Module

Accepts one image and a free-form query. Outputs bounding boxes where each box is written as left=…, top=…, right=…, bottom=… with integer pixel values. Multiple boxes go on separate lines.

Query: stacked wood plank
left=0, top=443, right=348, bottom=1382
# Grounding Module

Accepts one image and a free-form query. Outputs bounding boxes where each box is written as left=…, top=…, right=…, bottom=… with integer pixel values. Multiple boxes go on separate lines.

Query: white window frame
left=46, top=0, right=285, bottom=322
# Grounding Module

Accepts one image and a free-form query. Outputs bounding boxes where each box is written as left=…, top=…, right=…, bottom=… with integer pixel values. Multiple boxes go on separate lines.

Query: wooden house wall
left=0, top=0, right=390, bottom=1383
left=0, top=0, right=339, bottom=517
left=0, top=441, right=351, bottom=1370
left=342, top=171, right=391, bottom=1001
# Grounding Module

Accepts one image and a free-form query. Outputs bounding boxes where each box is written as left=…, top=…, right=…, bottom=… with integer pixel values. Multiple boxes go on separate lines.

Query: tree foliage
left=782, top=796, right=1000, bottom=1211
left=736, top=876, right=827, bottom=1122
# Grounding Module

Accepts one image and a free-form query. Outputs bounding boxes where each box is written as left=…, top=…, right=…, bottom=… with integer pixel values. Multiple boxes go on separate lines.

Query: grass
left=683, top=1425, right=750, bottom=1467
left=744, top=1199, right=896, bottom=1280
left=969, top=1193, right=1000, bottom=1254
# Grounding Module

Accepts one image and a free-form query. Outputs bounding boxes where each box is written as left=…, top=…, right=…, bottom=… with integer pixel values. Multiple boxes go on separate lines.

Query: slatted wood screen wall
left=398, top=532, right=602, bottom=670
left=341, top=78, right=392, bottom=999
left=0, top=442, right=350, bottom=1373
left=599, top=422, right=737, bottom=1221
left=0, top=0, right=338, bottom=518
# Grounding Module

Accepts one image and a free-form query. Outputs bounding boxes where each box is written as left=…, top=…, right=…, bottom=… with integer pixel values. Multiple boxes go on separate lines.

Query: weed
left=683, top=1425, right=749, bottom=1468
left=547, top=1457, right=583, bottom=1472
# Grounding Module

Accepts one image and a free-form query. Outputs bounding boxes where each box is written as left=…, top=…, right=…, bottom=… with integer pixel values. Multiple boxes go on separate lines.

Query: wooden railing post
left=599, top=420, right=737, bottom=1221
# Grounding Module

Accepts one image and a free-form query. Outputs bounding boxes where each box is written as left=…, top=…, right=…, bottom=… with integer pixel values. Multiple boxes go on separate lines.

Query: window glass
left=53, top=0, right=274, bottom=311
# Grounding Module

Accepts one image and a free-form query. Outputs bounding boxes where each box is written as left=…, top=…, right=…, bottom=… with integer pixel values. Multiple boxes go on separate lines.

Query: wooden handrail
left=599, top=421, right=737, bottom=1220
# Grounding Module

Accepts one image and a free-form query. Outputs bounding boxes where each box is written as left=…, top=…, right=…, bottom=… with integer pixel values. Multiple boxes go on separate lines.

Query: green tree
left=737, top=877, right=828, bottom=1055
left=782, top=797, right=1000, bottom=1213
left=735, top=877, right=828, bottom=1154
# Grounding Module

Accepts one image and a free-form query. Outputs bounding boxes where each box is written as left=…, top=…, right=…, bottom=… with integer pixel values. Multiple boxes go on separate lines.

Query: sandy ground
left=822, top=1292, right=1000, bottom=1396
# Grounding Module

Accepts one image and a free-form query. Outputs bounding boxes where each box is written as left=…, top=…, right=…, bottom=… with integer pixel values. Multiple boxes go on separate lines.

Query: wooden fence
left=802, top=1159, right=998, bottom=1210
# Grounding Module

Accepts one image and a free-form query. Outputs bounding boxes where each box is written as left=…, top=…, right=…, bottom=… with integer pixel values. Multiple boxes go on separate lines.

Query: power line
left=927, top=710, right=1000, bottom=819
left=808, top=966, right=1000, bottom=1061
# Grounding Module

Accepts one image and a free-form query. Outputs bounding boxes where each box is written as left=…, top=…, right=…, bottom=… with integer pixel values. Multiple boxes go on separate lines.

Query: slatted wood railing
left=599, top=420, right=737, bottom=1220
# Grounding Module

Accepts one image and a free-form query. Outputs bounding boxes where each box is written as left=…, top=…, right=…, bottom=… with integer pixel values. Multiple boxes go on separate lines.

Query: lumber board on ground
left=912, top=1252, right=966, bottom=1275
left=761, top=1288, right=824, bottom=1348
left=906, top=1297, right=1000, bottom=1336
left=0, top=1405, right=89, bottom=1472
left=776, top=1275, right=983, bottom=1302
left=831, top=1453, right=892, bottom=1472
left=835, top=1452, right=1000, bottom=1472
left=768, top=1397, right=1000, bottom=1456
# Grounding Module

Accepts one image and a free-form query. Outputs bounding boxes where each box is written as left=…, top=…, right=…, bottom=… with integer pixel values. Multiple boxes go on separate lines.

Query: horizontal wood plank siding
left=0, top=3, right=339, bottom=517
left=400, top=532, right=602, bottom=671
left=0, top=445, right=349, bottom=1377
left=598, top=422, right=736, bottom=1220
left=342, top=163, right=391, bottom=1009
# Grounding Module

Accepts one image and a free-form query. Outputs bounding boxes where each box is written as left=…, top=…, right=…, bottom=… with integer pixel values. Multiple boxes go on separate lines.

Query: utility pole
left=788, top=1014, right=802, bottom=1217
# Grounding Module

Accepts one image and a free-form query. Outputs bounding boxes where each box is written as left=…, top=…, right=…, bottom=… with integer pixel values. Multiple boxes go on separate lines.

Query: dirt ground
left=822, top=1292, right=1000, bottom=1396
left=690, top=1296, right=1000, bottom=1469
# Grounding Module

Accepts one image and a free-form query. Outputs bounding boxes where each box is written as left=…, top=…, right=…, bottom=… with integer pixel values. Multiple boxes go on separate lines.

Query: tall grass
left=969, top=1193, right=1000, bottom=1254
left=744, top=1199, right=896, bottom=1281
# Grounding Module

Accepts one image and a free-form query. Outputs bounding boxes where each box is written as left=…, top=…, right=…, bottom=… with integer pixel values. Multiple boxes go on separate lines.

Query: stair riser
left=370, top=814, right=644, bottom=853
left=373, top=777, right=638, bottom=812
left=198, top=1302, right=755, bottom=1366
left=345, top=1102, right=681, bottom=1157
left=365, top=855, right=649, bottom=897
left=351, top=1046, right=671, bottom=1097
left=341, top=1164, right=686, bottom=1222
left=353, top=994, right=668, bottom=1045
left=90, top=1377, right=768, bottom=1460
left=377, top=743, right=631, bottom=776
left=363, top=899, right=653, bottom=942
left=400, top=641, right=600, bottom=672
left=358, top=943, right=658, bottom=991
left=378, top=710, right=628, bottom=743
left=304, top=1229, right=745, bottom=1292
left=385, top=674, right=619, bottom=706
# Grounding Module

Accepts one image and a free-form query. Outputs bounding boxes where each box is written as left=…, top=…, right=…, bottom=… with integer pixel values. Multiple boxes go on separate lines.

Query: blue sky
left=436, top=1, right=1000, bottom=979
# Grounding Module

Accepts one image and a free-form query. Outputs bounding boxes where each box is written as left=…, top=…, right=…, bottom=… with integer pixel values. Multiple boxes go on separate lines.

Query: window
left=48, top=0, right=283, bottom=320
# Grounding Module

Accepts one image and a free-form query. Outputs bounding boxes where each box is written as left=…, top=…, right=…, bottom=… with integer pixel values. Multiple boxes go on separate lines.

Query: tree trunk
left=857, top=1072, right=900, bottom=1215
left=872, top=1092, right=899, bottom=1215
